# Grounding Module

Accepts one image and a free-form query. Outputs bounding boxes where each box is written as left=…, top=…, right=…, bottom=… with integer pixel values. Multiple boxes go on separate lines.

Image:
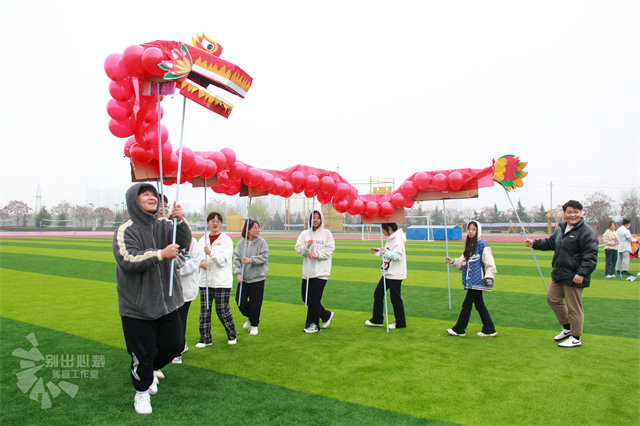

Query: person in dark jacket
left=113, top=183, right=192, bottom=414
left=525, top=200, right=598, bottom=348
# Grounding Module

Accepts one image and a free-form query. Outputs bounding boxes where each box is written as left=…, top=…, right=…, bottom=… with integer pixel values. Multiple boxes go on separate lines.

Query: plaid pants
left=199, top=287, right=236, bottom=342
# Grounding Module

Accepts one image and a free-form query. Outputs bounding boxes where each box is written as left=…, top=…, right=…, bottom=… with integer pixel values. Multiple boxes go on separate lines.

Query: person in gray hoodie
left=233, top=219, right=270, bottom=336
left=113, top=183, right=192, bottom=414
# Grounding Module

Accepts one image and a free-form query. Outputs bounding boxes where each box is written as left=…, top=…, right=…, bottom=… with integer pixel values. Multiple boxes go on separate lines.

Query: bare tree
left=72, top=205, right=93, bottom=227
left=583, top=191, right=615, bottom=233
left=94, top=207, right=115, bottom=228
left=4, top=200, right=33, bottom=226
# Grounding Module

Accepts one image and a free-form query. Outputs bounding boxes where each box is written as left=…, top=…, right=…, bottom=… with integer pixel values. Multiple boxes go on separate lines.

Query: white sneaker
left=388, top=322, right=397, bottom=329
left=182, top=342, right=189, bottom=353
left=154, top=370, right=164, bottom=380
left=322, top=312, right=334, bottom=329
left=303, top=323, right=320, bottom=333
left=249, top=326, right=259, bottom=336
left=477, top=331, right=497, bottom=337
left=228, top=338, right=237, bottom=345
left=558, top=336, right=582, bottom=348
left=554, top=329, right=572, bottom=341
left=446, top=328, right=465, bottom=337
left=195, top=342, right=212, bottom=348
left=172, top=356, right=182, bottom=364
left=134, top=391, right=152, bottom=414
left=365, top=320, right=384, bottom=327
left=243, top=320, right=251, bottom=330
left=148, top=375, right=158, bottom=395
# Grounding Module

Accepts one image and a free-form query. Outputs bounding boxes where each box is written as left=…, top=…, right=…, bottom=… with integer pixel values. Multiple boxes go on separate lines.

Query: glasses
left=209, top=220, right=222, bottom=224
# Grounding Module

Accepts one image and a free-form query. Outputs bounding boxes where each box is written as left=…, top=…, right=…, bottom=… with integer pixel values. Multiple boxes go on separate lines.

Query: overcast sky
left=1, top=0, right=638, bottom=216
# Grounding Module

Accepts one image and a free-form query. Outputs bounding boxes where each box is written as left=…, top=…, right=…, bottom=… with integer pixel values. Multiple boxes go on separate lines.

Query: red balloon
left=391, top=193, right=407, bottom=209
left=142, top=103, right=163, bottom=124
left=142, top=47, right=165, bottom=75
left=144, top=123, right=169, bottom=147
left=290, top=171, right=305, bottom=188
left=162, top=152, right=179, bottom=174
left=433, top=173, right=448, bottom=191
left=186, top=155, right=206, bottom=178
left=449, top=171, right=464, bottom=191
left=130, top=144, right=153, bottom=163
left=282, top=181, right=294, bottom=198
left=399, top=181, right=418, bottom=198
left=151, top=141, right=172, bottom=162
left=333, top=198, right=349, bottom=213
left=228, top=161, right=246, bottom=179
left=293, top=185, right=304, bottom=194
left=178, top=147, right=195, bottom=173
left=320, top=176, right=336, bottom=194
left=107, top=98, right=132, bottom=121
left=380, top=202, right=395, bottom=217
left=258, top=172, right=275, bottom=191
left=364, top=202, right=380, bottom=218
left=124, top=137, right=136, bottom=157
left=109, top=118, right=135, bottom=138
left=271, top=179, right=285, bottom=195
left=317, top=191, right=332, bottom=204
left=220, top=147, right=236, bottom=168
left=334, top=183, right=349, bottom=198
left=348, top=199, right=365, bottom=216
left=201, top=159, right=218, bottom=180
left=109, top=79, right=134, bottom=102
left=405, top=200, right=415, bottom=209
left=104, top=53, right=128, bottom=80
left=245, top=168, right=264, bottom=187
left=304, top=189, right=315, bottom=198
left=208, top=151, right=227, bottom=172
left=414, top=172, right=430, bottom=190
left=122, top=45, right=144, bottom=76
left=304, top=174, right=320, bottom=191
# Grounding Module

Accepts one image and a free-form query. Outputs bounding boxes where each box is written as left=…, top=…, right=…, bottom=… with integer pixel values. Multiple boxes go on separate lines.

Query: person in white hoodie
left=365, top=223, right=407, bottom=329
left=617, top=219, right=639, bottom=276
left=295, top=210, right=335, bottom=333
left=172, top=236, right=203, bottom=363
left=197, top=212, right=237, bottom=346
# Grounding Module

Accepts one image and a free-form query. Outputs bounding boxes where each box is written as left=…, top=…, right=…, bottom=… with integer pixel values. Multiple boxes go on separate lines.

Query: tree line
left=2, top=189, right=638, bottom=234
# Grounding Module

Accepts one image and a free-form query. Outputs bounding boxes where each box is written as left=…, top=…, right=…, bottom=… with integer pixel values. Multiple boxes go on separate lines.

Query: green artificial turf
left=1, top=237, right=639, bottom=426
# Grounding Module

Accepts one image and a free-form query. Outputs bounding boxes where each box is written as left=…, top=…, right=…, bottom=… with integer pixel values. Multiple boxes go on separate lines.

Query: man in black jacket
left=525, top=200, right=598, bottom=348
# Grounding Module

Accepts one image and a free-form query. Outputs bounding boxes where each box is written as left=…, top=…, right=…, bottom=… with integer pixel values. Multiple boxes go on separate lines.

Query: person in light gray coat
left=234, top=219, right=270, bottom=336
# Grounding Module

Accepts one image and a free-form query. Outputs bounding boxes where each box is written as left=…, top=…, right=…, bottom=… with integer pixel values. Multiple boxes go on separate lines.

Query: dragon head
left=144, top=33, right=253, bottom=118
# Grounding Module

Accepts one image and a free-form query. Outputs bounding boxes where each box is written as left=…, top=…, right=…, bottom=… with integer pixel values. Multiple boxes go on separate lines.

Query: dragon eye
left=206, top=43, right=214, bottom=51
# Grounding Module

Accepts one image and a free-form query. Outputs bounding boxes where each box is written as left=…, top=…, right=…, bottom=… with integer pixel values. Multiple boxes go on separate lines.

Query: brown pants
left=547, top=280, right=584, bottom=336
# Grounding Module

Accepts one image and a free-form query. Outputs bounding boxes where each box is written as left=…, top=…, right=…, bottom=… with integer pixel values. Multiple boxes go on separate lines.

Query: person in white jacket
left=365, top=223, right=407, bottom=329
left=617, top=219, right=638, bottom=276
left=172, top=236, right=203, bottom=364
left=295, top=210, right=335, bottom=333
left=197, top=212, right=237, bottom=346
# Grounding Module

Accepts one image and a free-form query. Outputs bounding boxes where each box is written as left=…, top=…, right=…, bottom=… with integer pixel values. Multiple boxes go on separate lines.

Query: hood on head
left=309, top=210, right=325, bottom=232
left=469, top=220, right=482, bottom=238
left=126, top=183, right=159, bottom=225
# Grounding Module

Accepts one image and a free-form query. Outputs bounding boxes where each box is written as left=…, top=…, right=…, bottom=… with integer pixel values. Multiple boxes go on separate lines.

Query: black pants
left=121, top=309, right=184, bottom=391
left=177, top=300, right=192, bottom=343
left=301, top=278, right=332, bottom=328
left=604, top=249, right=617, bottom=276
left=235, top=280, right=265, bottom=326
left=371, top=277, right=406, bottom=328
left=452, top=289, right=495, bottom=334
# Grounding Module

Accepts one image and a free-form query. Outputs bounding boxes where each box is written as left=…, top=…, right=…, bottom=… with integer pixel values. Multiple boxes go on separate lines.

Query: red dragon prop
left=105, top=34, right=527, bottom=219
